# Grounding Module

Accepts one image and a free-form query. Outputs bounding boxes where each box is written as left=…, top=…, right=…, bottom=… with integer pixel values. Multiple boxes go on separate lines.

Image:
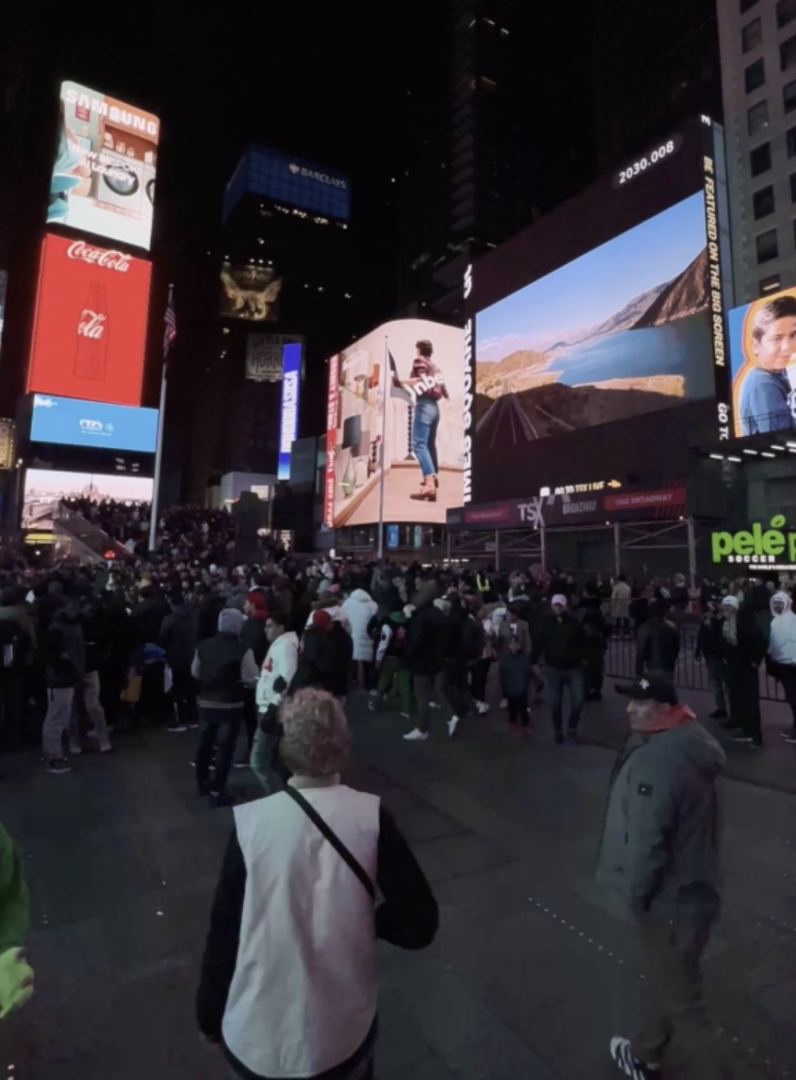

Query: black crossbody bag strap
left=285, top=785, right=376, bottom=901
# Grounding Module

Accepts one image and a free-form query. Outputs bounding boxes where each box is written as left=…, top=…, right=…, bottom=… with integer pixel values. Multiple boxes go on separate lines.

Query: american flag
left=163, top=286, right=177, bottom=355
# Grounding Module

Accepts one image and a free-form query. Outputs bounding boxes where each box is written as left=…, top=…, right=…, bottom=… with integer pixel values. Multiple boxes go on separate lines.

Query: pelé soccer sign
left=711, top=517, right=796, bottom=565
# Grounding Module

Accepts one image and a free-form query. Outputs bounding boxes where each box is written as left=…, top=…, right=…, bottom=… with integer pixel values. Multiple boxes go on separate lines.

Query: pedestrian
left=0, top=821, right=34, bottom=1021
left=468, top=602, right=495, bottom=715
left=694, top=596, right=728, bottom=720
left=767, top=590, right=796, bottom=744
left=341, top=585, right=378, bottom=688
left=579, top=584, right=609, bottom=701
left=611, top=574, right=632, bottom=636
left=717, top=595, right=766, bottom=748
left=403, top=590, right=461, bottom=741
left=370, top=609, right=414, bottom=718
left=252, top=611, right=299, bottom=793
left=635, top=601, right=680, bottom=678
left=597, top=674, right=728, bottom=1080
left=159, top=591, right=200, bottom=733
left=41, top=602, right=85, bottom=774
left=75, top=595, right=113, bottom=754
left=196, top=688, right=438, bottom=1080
left=192, top=609, right=259, bottom=808
left=499, top=637, right=533, bottom=734
left=238, top=591, right=270, bottom=760
left=531, top=594, right=587, bottom=744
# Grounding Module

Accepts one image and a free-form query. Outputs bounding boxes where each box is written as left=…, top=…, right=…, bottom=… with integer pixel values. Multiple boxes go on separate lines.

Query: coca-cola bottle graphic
left=74, top=281, right=108, bottom=381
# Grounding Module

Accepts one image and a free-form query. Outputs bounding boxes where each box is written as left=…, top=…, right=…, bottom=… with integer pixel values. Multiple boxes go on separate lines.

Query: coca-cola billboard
left=48, top=81, right=159, bottom=251
left=28, top=234, right=151, bottom=407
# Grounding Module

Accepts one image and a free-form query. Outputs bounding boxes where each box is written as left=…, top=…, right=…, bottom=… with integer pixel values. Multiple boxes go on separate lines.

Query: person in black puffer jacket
left=160, top=593, right=200, bottom=731
left=41, top=604, right=85, bottom=773
left=635, top=602, right=680, bottom=679
left=531, top=594, right=587, bottom=743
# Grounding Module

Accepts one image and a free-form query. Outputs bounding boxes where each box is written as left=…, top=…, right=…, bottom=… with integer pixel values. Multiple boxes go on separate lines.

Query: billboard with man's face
left=49, top=82, right=159, bottom=251
left=324, top=319, right=464, bottom=528
left=728, top=287, right=796, bottom=438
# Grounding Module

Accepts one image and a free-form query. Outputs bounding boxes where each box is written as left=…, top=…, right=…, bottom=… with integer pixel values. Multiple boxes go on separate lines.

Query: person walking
left=403, top=592, right=460, bottom=741
left=531, top=594, right=587, bottom=744
left=159, top=592, right=200, bottom=733
left=467, top=603, right=495, bottom=715
left=192, top=609, right=259, bottom=808
left=41, top=603, right=85, bottom=774
left=768, top=590, right=796, bottom=743
left=196, top=688, right=438, bottom=1080
left=499, top=637, right=534, bottom=734
left=694, top=596, right=728, bottom=720
left=597, top=674, right=728, bottom=1080
left=75, top=595, right=113, bottom=754
left=341, top=585, right=378, bottom=688
left=635, top=601, right=680, bottom=679
left=370, top=610, right=414, bottom=718
left=252, top=611, right=299, bottom=793
left=717, top=595, right=766, bottom=748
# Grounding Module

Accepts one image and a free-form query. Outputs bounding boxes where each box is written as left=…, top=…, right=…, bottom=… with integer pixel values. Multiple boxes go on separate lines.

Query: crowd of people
left=0, top=503, right=792, bottom=1078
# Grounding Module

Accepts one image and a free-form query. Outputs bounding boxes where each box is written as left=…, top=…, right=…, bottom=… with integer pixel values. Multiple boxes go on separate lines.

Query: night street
left=1, top=683, right=795, bottom=1080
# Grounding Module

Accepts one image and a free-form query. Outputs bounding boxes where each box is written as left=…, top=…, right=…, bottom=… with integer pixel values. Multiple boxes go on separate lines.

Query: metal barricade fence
left=603, top=621, right=786, bottom=703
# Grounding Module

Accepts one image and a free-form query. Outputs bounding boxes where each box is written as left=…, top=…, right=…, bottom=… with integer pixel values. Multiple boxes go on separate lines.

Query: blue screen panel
left=31, top=394, right=158, bottom=453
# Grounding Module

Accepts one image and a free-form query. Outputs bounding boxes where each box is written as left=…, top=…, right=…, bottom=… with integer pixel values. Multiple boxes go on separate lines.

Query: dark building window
left=741, top=0, right=758, bottom=9
left=785, top=80, right=796, bottom=113
left=757, top=228, right=779, bottom=263
left=760, top=273, right=782, bottom=295
left=753, top=184, right=776, bottom=218
left=750, top=141, right=772, bottom=175
left=782, top=35, right=796, bottom=71
left=749, top=99, right=770, bottom=133
left=778, top=0, right=796, bottom=28
left=788, top=125, right=796, bottom=156
left=745, top=58, right=765, bottom=91
left=742, top=17, right=763, bottom=52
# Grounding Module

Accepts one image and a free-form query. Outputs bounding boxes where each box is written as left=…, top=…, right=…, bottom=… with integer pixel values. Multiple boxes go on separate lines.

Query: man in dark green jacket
left=0, top=822, right=33, bottom=1020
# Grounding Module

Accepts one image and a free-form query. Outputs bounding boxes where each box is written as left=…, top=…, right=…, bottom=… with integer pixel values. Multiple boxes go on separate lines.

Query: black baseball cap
left=614, top=673, right=678, bottom=706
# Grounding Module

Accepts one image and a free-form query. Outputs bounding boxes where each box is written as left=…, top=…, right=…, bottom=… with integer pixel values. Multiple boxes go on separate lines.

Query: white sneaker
left=609, top=1036, right=659, bottom=1078
left=499, top=698, right=508, bottom=709
left=477, top=701, right=489, bottom=715
left=403, top=728, right=429, bottom=741
left=429, top=701, right=441, bottom=709
left=448, top=716, right=460, bottom=738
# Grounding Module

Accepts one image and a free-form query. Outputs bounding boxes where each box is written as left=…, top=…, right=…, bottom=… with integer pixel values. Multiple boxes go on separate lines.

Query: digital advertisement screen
left=727, top=287, right=796, bottom=438
left=325, top=319, right=464, bottom=527
left=30, top=394, right=158, bottom=453
left=220, top=261, right=282, bottom=322
left=245, top=332, right=303, bottom=382
left=475, top=192, right=712, bottom=442
left=223, top=146, right=350, bottom=224
left=49, top=81, right=159, bottom=251
left=22, top=469, right=153, bottom=531
left=27, top=235, right=151, bottom=407
left=278, top=343, right=302, bottom=480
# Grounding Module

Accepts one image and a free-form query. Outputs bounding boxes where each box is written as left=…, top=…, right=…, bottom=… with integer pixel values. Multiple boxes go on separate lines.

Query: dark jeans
left=632, top=907, right=727, bottom=1077
left=776, top=662, right=796, bottom=731
left=469, top=657, right=491, bottom=703
left=413, top=670, right=454, bottom=734
left=195, top=705, right=243, bottom=795
left=545, top=666, right=585, bottom=732
left=0, top=674, right=24, bottom=752
left=171, top=666, right=197, bottom=727
left=586, top=648, right=604, bottom=697
left=708, top=655, right=727, bottom=713
left=507, top=695, right=530, bottom=727
left=724, top=660, right=761, bottom=740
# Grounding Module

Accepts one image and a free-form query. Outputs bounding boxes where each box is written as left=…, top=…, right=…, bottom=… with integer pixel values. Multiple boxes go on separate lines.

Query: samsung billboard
left=30, top=394, right=158, bottom=453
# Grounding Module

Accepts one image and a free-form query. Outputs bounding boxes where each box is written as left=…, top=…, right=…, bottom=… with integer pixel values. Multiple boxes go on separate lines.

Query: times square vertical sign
left=700, top=116, right=733, bottom=441
left=324, top=354, right=340, bottom=526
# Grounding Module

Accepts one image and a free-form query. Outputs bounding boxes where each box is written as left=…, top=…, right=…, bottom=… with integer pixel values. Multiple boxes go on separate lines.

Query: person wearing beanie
left=530, top=594, right=587, bottom=744
left=191, top=609, right=260, bottom=807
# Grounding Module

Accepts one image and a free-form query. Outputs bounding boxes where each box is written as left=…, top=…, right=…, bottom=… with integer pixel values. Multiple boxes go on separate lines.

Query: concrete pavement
left=0, top=680, right=794, bottom=1079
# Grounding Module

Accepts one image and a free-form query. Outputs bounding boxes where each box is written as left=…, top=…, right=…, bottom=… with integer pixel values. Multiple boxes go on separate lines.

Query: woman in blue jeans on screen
left=399, top=339, right=449, bottom=503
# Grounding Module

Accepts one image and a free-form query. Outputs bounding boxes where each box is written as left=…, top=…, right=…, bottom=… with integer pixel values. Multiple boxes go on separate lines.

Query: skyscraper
left=718, top=0, right=796, bottom=302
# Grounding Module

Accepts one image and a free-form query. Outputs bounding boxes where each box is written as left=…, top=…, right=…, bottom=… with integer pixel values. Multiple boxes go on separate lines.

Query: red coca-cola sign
left=28, top=234, right=151, bottom=407
left=67, top=241, right=132, bottom=273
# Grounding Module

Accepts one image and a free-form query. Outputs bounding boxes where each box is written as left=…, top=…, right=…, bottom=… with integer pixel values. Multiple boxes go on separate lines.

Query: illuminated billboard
left=49, top=81, right=159, bottom=250
left=727, top=287, right=796, bottom=438
left=220, top=261, right=282, bottom=322
left=245, top=332, right=303, bottom=381
left=223, top=146, right=350, bottom=223
left=27, top=235, right=151, bottom=407
left=31, top=394, right=158, bottom=453
left=464, top=117, right=731, bottom=504
left=23, top=469, right=153, bottom=531
left=278, top=343, right=302, bottom=480
left=325, top=320, right=464, bottom=527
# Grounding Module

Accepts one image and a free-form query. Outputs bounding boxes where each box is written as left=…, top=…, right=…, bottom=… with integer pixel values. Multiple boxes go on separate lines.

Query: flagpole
left=377, top=335, right=388, bottom=562
left=148, top=285, right=173, bottom=556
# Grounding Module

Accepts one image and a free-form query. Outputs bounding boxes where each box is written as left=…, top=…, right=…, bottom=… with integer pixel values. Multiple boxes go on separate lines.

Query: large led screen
left=220, top=261, right=282, bottom=322
left=49, top=81, right=159, bottom=250
left=22, top=469, right=153, bottom=531
left=727, top=286, right=796, bottom=437
left=325, top=320, right=464, bottom=527
left=474, top=192, right=712, bottom=445
left=30, top=394, right=158, bottom=453
left=27, top=235, right=151, bottom=407
left=278, top=343, right=302, bottom=480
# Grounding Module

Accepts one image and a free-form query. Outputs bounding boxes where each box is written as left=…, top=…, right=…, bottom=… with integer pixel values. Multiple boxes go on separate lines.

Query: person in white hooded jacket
left=341, top=587, right=378, bottom=687
left=252, top=610, right=299, bottom=793
left=768, top=590, right=796, bottom=743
